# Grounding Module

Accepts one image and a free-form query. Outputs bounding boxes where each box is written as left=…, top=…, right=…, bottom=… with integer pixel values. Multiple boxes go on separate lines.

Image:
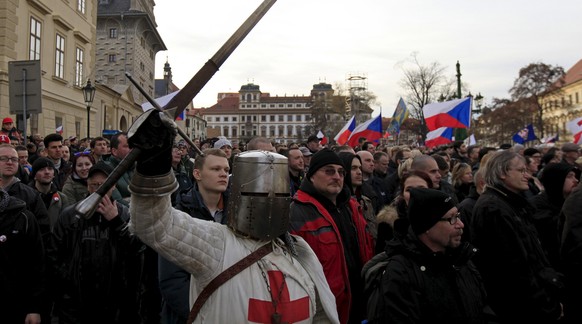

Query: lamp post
left=82, top=80, right=96, bottom=139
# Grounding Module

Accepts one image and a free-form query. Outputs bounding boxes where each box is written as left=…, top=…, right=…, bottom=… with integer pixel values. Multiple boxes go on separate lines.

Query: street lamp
left=82, top=80, right=96, bottom=139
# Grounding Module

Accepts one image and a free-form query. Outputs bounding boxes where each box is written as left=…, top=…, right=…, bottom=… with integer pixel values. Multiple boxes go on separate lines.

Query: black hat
left=31, top=157, right=55, bottom=179
left=88, top=161, right=114, bottom=179
left=307, top=148, right=343, bottom=179
left=307, top=135, right=319, bottom=143
left=408, top=188, right=456, bottom=234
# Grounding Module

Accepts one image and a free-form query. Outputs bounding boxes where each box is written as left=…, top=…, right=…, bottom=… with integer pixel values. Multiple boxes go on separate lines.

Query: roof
left=563, top=59, right=582, bottom=87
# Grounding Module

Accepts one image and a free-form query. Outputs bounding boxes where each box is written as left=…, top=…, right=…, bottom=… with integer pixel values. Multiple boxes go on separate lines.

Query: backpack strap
left=186, top=242, right=273, bottom=324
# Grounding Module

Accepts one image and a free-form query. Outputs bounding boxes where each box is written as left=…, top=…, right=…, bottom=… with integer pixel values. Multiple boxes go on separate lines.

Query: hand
left=128, top=110, right=176, bottom=176
left=97, top=195, right=119, bottom=221
left=25, top=313, right=41, bottom=324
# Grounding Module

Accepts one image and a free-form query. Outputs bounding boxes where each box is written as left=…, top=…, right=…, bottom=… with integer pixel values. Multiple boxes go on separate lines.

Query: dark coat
left=560, top=187, right=582, bottom=322
left=0, top=197, right=45, bottom=323
left=6, top=179, right=50, bottom=243
left=472, top=185, right=562, bottom=323
left=159, top=184, right=229, bottom=324
left=379, top=231, right=490, bottom=323
left=47, top=202, right=144, bottom=324
left=458, top=186, right=480, bottom=242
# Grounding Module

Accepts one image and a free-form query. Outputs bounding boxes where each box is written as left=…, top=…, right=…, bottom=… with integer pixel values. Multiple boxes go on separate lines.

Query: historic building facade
left=199, top=82, right=368, bottom=145
left=540, top=59, right=582, bottom=142
left=0, top=0, right=166, bottom=140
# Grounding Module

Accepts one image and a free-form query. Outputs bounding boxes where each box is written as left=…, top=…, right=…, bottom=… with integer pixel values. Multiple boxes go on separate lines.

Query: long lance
left=75, top=0, right=278, bottom=218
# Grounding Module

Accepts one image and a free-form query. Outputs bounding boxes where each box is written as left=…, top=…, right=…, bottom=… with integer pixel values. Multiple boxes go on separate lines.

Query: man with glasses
left=472, top=150, right=563, bottom=323
left=373, top=187, right=490, bottom=323
left=0, top=144, right=49, bottom=242
left=290, top=148, right=374, bottom=324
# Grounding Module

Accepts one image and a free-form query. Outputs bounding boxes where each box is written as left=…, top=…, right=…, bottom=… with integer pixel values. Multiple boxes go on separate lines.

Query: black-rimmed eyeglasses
left=438, top=212, right=461, bottom=225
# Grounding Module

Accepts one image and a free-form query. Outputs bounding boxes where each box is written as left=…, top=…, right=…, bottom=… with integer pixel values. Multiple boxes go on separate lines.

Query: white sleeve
left=129, top=192, right=226, bottom=283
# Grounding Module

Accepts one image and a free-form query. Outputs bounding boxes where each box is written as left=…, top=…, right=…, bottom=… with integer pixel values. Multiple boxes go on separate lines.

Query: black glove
left=128, top=110, right=176, bottom=176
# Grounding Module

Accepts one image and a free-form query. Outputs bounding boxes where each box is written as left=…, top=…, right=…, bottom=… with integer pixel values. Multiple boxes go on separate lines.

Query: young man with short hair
left=43, top=134, right=72, bottom=191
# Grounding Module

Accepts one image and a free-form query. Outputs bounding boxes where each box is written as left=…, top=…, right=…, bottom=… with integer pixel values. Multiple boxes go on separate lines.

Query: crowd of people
left=1, top=110, right=582, bottom=323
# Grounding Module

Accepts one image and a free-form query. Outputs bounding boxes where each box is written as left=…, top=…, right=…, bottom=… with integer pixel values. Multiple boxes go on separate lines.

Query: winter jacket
left=6, top=179, right=50, bottom=242
left=529, top=192, right=561, bottom=268
left=53, top=158, right=72, bottom=191
left=0, top=196, right=45, bottom=323
left=159, top=184, right=228, bottom=324
left=458, top=185, right=480, bottom=242
left=290, top=179, right=374, bottom=324
left=471, top=185, right=562, bottom=323
left=61, top=176, right=89, bottom=203
left=48, top=202, right=144, bottom=324
left=128, top=175, right=340, bottom=324
left=560, top=186, right=582, bottom=322
left=104, top=155, right=134, bottom=199
left=379, top=231, right=490, bottom=323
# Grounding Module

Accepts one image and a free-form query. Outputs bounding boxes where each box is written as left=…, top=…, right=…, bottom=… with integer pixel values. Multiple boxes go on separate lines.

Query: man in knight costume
left=128, top=110, right=339, bottom=323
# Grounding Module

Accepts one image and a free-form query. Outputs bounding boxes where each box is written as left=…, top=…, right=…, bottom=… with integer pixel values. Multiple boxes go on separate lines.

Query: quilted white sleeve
left=129, top=191, right=226, bottom=283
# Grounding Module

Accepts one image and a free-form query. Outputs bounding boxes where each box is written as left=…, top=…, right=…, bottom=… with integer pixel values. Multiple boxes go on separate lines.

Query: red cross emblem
left=248, top=270, right=310, bottom=323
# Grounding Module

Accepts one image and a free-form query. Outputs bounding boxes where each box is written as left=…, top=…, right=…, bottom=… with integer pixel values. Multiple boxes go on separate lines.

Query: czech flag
left=423, top=97, right=471, bottom=131
left=317, top=130, right=328, bottom=145
left=346, top=114, right=383, bottom=147
left=56, top=125, right=63, bottom=134
left=334, top=116, right=356, bottom=145
left=567, top=117, right=582, bottom=144
left=425, top=127, right=454, bottom=148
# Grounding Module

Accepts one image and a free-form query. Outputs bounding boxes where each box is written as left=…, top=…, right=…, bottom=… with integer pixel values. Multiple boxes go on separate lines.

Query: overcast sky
left=153, top=0, right=582, bottom=117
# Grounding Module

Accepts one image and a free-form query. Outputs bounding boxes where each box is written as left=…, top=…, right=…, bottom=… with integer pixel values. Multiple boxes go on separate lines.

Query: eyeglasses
left=439, top=212, right=461, bottom=225
left=320, top=167, right=346, bottom=177
left=0, top=156, right=18, bottom=163
left=510, top=167, right=528, bottom=174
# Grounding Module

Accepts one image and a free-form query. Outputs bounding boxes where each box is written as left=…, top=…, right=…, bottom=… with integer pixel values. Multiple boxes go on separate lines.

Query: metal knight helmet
left=227, top=150, right=291, bottom=240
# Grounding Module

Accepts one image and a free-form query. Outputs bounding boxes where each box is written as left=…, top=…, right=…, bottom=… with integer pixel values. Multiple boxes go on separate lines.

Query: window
left=141, top=37, right=145, bottom=48
left=270, top=115, right=275, bottom=122
left=242, top=116, right=245, bottom=122
left=206, top=117, right=212, bottom=122
left=108, top=54, right=116, bottom=62
left=278, top=115, right=284, bottom=122
left=29, top=17, right=42, bottom=60
left=278, top=104, right=284, bottom=108
left=296, top=115, right=302, bottom=122
left=287, top=104, right=292, bottom=107
left=77, top=0, right=86, bottom=14
left=55, top=34, right=65, bottom=78
left=109, top=28, right=117, bottom=38
left=261, top=115, right=266, bottom=122
left=287, top=115, right=293, bottom=122
left=232, top=117, right=237, bottom=122
left=214, top=117, right=220, bottom=122
left=224, top=117, right=229, bottom=122
left=140, top=62, right=145, bottom=71
left=576, top=92, right=579, bottom=104
left=75, top=47, right=84, bottom=86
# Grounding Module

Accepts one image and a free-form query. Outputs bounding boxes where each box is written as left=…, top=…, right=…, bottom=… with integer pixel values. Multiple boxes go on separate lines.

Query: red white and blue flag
left=423, top=97, right=471, bottom=131
left=334, top=116, right=356, bottom=145
left=317, top=130, right=328, bottom=145
left=56, top=125, right=63, bottom=134
left=425, top=127, right=454, bottom=148
left=566, top=117, right=582, bottom=144
left=346, top=114, right=383, bottom=147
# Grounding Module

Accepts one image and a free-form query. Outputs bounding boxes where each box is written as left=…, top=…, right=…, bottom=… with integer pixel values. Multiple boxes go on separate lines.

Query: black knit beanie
left=307, top=148, right=344, bottom=179
left=31, top=157, right=55, bottom=180
left=540, top=163, right=579, bottom=205
left=408, top=187, right=456, bottom=234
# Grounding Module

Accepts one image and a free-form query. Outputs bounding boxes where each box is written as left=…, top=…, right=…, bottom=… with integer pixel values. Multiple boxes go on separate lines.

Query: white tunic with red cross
left=129, top=192, right=339, bottom=324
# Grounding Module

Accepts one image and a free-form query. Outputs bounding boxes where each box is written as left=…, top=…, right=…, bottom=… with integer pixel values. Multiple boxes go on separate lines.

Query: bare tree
left=398, top=54, right=452, bottom=139
left=509, top=62, right=565, bottom=138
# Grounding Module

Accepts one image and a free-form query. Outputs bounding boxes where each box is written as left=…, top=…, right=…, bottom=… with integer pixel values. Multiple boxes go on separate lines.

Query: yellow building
left=541, top=59, right=582, bottom=142
left=0, top=0, right=164, bottom=141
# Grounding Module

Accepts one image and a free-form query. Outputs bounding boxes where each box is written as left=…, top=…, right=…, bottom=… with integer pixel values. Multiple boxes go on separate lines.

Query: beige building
left=200, top=82, right=371, bottom=145
left=541, top=59, right=582, bottom=142
left=0, top=0, right=166, bottom=141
